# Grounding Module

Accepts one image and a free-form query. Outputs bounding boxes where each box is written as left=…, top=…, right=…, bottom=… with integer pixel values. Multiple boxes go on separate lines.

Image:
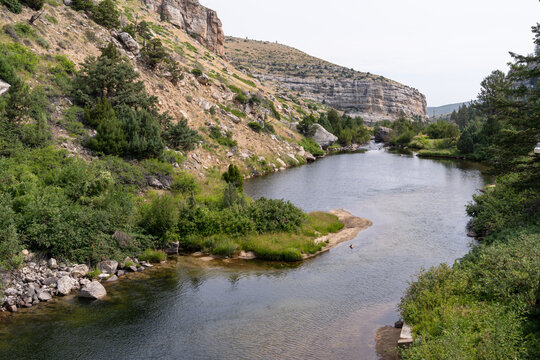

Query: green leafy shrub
left=70, top=0, right=93, bottom=12
left=138, top=249, right=167, bottom=263
left=171, top=172, right=199, bottom=194
left=299, top=138, right=324, bottom=157
left=235, top=93, right=247, bottom=104
left=209, top=127, right=237, bottom=147
left=163, top=119, right=200, bottom=151
left=139, top=194, right=178, bottom=244
left=247, top=121, right=262, bottom=133
left=222, top=164, right=243, bottom=191
left=191, top=68, right=202, bottom=77
left=2, top=0, right=22, bottom=13
left=141, top=38, right=169, bottom=69
left=21, top=0, right=43, bottom=10
left=248, top=198, right=305, bottom=233
left=92, top=0, right=120, bottom=29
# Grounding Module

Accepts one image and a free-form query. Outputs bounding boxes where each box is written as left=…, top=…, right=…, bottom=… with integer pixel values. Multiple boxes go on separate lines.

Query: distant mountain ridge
left=428, top=101, right=471, bottom=118
left=225, top=37, right=428, bottom=123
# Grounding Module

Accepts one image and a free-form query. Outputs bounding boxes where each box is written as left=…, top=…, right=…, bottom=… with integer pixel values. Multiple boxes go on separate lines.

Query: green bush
left=191, top=68, right=202, bottom=77
left=222, top=164, right=243, bottom=191
left=171, top=172, right=199, bottom=194
left=247, top=121, right=262, bottom=132
left=211, top=237, right=239, bottom=256
left=248, top=198, right=305, bottom=233
left=139, top=194, right=178, bottom=244
left=235, top=93, right=247, bottom=104
left=299, top=138, right=324, bottom=157
left=138, top=248, right=167, bottom=263
left=141, top=38, right=169, bottom=69
left=2, top=0, right=22, bottom=13
left=426, top=120, right=460, bottom=139
left=209, top=127, right=237, bottom=147
left=92, top=0, right=120, bottom=29
left=21, top=0, right=43, bottom=10
left=163, top=119, right=200, bottom=151
left=70, top=0, right=93, bottom=11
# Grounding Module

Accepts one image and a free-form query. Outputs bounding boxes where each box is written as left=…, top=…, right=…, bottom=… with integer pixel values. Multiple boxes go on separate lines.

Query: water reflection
left=0, top=150, right=489, bottom=360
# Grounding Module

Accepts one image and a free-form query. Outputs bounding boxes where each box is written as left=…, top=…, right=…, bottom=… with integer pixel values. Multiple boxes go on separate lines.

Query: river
left=0, top=148, right=490, bottom=359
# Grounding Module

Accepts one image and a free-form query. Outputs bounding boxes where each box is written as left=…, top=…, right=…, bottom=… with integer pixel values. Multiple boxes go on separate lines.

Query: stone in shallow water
left=105, top=275, right=118, bottom=282
left=78, top=281, right=107, bottom=300
left=37, top=290, right=52, bottom=302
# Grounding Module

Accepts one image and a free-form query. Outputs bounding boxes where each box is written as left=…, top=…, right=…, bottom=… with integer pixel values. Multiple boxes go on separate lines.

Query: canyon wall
left=144, top=0, right=225, bottom=57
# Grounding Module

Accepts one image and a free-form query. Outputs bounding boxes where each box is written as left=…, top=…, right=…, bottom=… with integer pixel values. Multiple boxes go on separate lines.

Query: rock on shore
left=1, top=251, right=158, bottom=313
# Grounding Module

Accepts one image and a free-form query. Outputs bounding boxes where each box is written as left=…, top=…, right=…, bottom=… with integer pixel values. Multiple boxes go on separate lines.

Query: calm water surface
left=0, top=149, right=490, bottom=359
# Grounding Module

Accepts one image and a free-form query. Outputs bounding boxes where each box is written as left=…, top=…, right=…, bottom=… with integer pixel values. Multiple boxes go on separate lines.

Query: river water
left=0, top=149, right=490, bottom=360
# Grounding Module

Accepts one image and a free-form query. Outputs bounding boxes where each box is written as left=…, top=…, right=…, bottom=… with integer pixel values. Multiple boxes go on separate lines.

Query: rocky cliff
left=225, top=37, right=428, bottom=123
left=144, top=0, right=225, bottom=57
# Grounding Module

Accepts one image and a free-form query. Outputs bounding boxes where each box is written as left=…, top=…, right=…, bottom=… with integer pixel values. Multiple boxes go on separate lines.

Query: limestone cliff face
left=144, top=0, right=225, bottom=57
left=258, top=75, right=428, bottom=123
left=225, top=37, right=428, bottom=122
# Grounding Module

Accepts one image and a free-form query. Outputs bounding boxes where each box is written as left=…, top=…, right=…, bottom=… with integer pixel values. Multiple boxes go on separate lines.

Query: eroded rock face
left=259, top=75, right=428, bottom=123
left=144, top=0, right=225, bottom=57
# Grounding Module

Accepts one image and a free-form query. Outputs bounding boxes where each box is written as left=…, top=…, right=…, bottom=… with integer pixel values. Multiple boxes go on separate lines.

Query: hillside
left=0, top=1, right=325, bottom=180
left=225, top=37, right=428, bottom=123
left=427, top=101, right=471, bottom=118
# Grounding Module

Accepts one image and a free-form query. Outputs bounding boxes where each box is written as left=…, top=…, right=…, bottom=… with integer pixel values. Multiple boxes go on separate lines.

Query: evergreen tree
left=222, top=164, right=243, bottom=192
left=92, top=0, right=120, bottom=29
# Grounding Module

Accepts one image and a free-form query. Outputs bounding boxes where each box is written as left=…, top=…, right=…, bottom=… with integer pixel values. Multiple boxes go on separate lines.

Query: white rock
left=70, top=264, right=88, bottom=278
left=57, top=276, right=77, bottom=295
left=79, top=281, right=107, bottom=300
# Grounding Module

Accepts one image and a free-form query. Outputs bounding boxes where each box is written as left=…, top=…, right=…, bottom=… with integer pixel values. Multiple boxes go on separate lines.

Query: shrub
left=138, top=249, right=167, bottom=263
left=0, top=194, right=23, bottom=269
left=92, top=0, right=120, bottom=29
left=1, top=0, right=22, bottom=13
left=248, top=198, right=305, bottom=233
left=139, top=194, right=178, bottom=243
left=393, top=130, right=414, bottom=146
left=299, top=138, right=324, bottom=157
left=209, top=127, right=237, bottom=147
left=247, top=121, right=262, bottom=133
left=21, top=0, right=43, bottom=10
left=121, top=108, right=164, bottom=158
left=211, top=237, right=239, bottom=256
left=191, top=68, right=202, bottom=77
left=163, top=119, right=200, bottom=151
left=141, top=38, right=169, bottom=69
left=13, top=23, right=36, bottom=38
left=70, top=0, right=93, bottom=12
left=234, top=93, right=247, bottom=104
left=222, top=164, right=243, bottom=191
left=171, top=172, right=199, bottom=194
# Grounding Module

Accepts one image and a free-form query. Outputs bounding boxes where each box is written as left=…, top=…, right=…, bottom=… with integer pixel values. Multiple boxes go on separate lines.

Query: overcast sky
left=203, top=0, right=539, bottom=107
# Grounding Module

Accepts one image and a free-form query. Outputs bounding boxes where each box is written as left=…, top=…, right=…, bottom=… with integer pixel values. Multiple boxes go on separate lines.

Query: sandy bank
left=302, top=209, right=372, bottom=260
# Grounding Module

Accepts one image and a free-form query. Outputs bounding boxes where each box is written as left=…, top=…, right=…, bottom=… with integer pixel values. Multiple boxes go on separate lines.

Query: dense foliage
left=400, top=24, right=540, bottom=359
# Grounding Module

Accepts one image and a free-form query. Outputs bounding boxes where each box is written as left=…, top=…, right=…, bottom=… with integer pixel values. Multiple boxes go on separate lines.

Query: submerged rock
left=79, top=281, right=107, bottom=300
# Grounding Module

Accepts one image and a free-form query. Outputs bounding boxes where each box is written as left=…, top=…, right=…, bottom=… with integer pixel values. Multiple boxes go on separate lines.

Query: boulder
left=197, top=75, right=210, bottom=86
left=37, top=290, right=52, bottom=302
left=117, top=32, right=140, bottom=54
left=374, top=126, right=392, bottom=143
left=97, top=260, right=118, bottom=275
left=63, top=0, right=72, bottom=5
left=0, top=79, right=11, bottom=96
left=105, top=275, right=118, bottom=282
left=71, top=264, right=89, bottom=278
left=79, top=281, right=107, bottom=300
left=79, top=278, right=91, bottom=287
left=163, top=241, right=179, bottom=255
left=57, top=276, right=77, bottom=295
left=42, top=277, right=58, bottom=286
left=311, top=123, right=338, bottom=149
left=48, top=258, right=58, bottom=269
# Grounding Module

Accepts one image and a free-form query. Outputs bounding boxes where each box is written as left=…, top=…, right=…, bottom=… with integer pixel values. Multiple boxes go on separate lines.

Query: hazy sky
left=203, top=0, right=539, bottom=106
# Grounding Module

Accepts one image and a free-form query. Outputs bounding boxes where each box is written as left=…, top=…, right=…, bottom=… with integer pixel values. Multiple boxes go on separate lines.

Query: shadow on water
left=0, top=149, right=491, bottom=360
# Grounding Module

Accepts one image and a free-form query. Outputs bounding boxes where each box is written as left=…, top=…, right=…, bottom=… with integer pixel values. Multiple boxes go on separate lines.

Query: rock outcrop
left=144, top=0, right=225, bottom=57
left=311, top=123, right=338, bottom=149
left=259, top=75, right=428, bottom=123
left=225, top=37, right=428, bottom=123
